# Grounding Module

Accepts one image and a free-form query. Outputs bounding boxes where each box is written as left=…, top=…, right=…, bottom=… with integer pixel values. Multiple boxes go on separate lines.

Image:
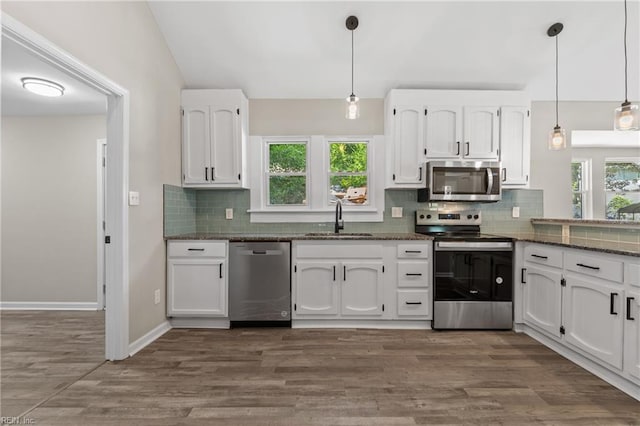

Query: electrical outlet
left=512, top=207, right=520, bottom=218
left=154, top=289, right=160, bottom=305
left=128, top=191, right=140, bottom=206
left=225, top=208, right=233, bottom=219
left=391, top=207, right=403, bottom=218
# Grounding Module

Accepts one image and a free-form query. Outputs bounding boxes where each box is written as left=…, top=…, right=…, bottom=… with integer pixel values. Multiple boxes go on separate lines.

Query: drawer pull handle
left=531, top=254, right=548, bottom=259
left=610, top=292, right=618, bottom=315
left=627, top=297, right=635, bottom=321
left=188, top=248, right=205, bottom=251
left=577, top=263, right=600, bottom=270
left=405, top=273, right=423, bottom=276
left=405, top=301, right=422, bottom=305
left=405, top=250, right=422, bottom=254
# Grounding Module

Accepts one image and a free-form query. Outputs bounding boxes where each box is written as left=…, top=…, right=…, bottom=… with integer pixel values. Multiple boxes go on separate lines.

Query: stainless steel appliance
left=229, top=241, right=291, bottom=327
left=415, top=209, right=513, bottom=329
left=420, top=160, right=502, bottom=202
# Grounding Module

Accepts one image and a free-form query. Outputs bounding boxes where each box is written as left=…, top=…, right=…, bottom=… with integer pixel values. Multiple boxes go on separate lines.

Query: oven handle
left=435, top=241, right=512, bottom=251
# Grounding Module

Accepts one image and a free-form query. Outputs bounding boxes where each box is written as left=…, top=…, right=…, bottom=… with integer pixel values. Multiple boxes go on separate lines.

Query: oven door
left=433, top=241, right=513, bottom=329
left=427, top=161, right=501, bottom=202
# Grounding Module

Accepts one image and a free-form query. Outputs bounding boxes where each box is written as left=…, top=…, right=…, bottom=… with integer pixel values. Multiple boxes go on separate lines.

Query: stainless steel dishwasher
left=229, top=242, right=291, bottom=327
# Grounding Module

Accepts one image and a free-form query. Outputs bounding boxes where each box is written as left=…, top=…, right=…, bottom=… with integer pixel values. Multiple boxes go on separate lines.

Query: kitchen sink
left=305, top=232, right=373, bottom=237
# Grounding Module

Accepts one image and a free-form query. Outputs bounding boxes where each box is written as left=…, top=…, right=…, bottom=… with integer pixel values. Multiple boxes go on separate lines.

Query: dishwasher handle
left=238, top=249, right=284, bottom=256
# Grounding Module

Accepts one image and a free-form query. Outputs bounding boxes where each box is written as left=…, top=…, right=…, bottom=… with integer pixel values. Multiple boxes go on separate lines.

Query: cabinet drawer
left=168, top=240, right=226, bottom=258
left=296, top=244, right=383, bottom=259
left=397, top=290, right=430, bottom=317
left=565, top=251, right=623, bottom=283
left=397, top=262, right=430, bottom=287
left=524, top=244, right=563, bottom=269
left=397, top=244, right=430, bottom=259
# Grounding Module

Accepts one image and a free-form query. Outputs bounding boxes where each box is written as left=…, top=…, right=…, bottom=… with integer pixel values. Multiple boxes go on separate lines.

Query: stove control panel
left=416, top=209, right=481, bottom=225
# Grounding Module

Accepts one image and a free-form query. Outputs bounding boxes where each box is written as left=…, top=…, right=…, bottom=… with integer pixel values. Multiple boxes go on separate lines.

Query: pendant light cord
left=624, top=0, right=628, bottom=103
left=555, top=33, right=559, bottom=127
left=351, top=29, right=355, bottom=97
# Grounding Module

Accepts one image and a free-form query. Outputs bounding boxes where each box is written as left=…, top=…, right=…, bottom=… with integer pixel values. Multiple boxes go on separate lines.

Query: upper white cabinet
left=500, top=106, right=531, bottom=186
left=385, top=90, right=530, bottom=189
left=181, top=89, right=248, bottom=188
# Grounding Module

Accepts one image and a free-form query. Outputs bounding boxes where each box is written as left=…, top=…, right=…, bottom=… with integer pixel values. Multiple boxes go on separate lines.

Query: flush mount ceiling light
left=547, top=23, right=566, bottom=151
left=21, top=77, right=65, bottom=97
left=614, top=0, right=639, bottom=130
left=345, top=15, right=359, bottom=120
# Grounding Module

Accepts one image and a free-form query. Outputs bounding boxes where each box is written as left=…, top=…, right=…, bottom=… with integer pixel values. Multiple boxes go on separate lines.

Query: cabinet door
left=294, top=262, right=339, bottom=316
left=341, top=262, right=384, bottom=316
left=463, top=106, right=499, bottom=159
left=563, top=273, right=624, bottom=370
left=167, top=258, right=227, bottom=317
left=624, top=289, right=640, bottom=380
left=500, top=106, right=530, bottom=186
left=392, top=105, right=425, bottom=185
left=425, top=105, right=462, bottom=159
left=182, top=105, right=210, bottom=185
left=209, top=105, right=240, bottom=184
left=523, top=265, right=562, bottom=338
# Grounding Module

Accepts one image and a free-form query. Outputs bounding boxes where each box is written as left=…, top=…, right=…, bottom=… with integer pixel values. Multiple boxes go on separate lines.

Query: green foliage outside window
left=268, top=143, right=307, bottom=205
left=329, top=143, right=368, bottom=201
left=607, top=194, right=632, bottom=219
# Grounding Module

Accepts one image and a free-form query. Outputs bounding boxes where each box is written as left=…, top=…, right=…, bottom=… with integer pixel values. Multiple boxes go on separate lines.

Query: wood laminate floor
left=5, top=326, right=638, bottom=425
left=0, top=310, right=105, bottom=418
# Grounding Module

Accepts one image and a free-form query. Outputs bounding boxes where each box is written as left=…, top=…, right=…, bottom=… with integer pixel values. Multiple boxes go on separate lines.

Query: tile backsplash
left=164, top=185, right=543, bottom=236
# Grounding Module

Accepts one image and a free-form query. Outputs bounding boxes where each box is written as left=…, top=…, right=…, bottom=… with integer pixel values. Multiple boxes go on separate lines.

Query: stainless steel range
left=415, top=209, right=514, bottom=330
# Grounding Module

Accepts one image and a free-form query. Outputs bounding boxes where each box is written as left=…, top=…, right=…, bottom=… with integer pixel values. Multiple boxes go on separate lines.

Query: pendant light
left=345, top=15, right=359, bottom=120
left=547, top=23, right=566, bottom=150
left=614, top=0, right=639, bottom=130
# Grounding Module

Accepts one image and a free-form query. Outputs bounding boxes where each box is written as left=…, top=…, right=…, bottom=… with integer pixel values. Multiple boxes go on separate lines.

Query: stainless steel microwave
left=420, top=161, right=502, bottom=202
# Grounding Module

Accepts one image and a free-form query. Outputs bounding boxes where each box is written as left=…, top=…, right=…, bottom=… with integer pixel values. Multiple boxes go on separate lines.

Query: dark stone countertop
left=164, top=233, right=433, bottom=242
left=497, top=233, right=640, bottom=257
left=531, top=218, right=640, bottom=227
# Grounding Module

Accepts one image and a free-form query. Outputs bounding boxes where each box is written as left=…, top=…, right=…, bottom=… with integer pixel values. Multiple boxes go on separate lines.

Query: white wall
left=529, top=101, right=623, bottom=218
left=1, top=2, right=184, bottom=341
left=1, top=116, right=104, bottom=303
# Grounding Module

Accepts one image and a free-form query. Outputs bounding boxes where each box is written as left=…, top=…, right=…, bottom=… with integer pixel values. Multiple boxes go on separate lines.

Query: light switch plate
left=512, top=206, right=520, bottom=218
left=391, top=207, right=403, bottom=218
left=129, top=191, right=140, bottom=206
left=225, top=208, right=233, bottom=220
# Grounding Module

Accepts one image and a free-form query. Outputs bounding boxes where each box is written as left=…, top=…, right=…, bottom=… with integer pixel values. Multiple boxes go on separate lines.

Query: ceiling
left=1, top=37, right=107, bottom=116
left=149, top=0, right=640, bottom=101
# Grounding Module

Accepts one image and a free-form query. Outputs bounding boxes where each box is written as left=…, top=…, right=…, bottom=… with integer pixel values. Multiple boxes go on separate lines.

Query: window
left=249, top=135, right=384, bottom=223
left=328, top=141, right=369, bottom=206
left=571, top=159, right=591, bottom=219
left=605, top=158, right=640, bottom=220
left=266, top=141, right=308, bottom=206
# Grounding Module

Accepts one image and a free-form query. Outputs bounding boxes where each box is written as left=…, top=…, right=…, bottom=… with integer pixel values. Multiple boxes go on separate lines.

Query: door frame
left=1, top=13, right=130, bottom=360
left=97, top=138, right=107, bottom=309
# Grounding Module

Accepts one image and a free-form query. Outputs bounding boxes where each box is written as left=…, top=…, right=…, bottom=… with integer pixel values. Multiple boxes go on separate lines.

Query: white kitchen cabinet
left=395, top=242, right=431, bottom=319
left=181, top=89, right=248, bottom=188
left=522, top=265, right=563, bottom=338
left=294, top=261, right=339, bottom=315
left=624, top=289, right=640, bottom=381
left=167, top=240, right=228, bottom=317
left=292, top=242, right=385, bottom=319
left=341, top=262, right=384, bottom=316
left=462, top=106, right=500, bottom=159
left=424, top=105, right=462, bottom=159
left=563, top=272, right=624, bottom=370
left=499, top=106, right=531, bottom=186
left=388, top=105, right=426, bottom=187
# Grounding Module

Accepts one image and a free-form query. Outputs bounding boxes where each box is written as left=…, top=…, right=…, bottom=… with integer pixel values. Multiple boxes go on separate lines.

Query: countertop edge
left=164, top=233, right=434, bottom=242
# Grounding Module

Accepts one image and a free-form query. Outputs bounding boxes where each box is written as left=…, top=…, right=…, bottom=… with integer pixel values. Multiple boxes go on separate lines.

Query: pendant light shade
left=345, top=16, right=359, bottom=120
left=614, top=0, right=639, bottom=130
left=547, top=23, right=566, bottom=150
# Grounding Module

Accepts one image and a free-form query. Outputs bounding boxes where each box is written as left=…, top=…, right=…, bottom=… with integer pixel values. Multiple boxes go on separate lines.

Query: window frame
left=325, top=138, right=372, bottom=208
left=249, top=135, right=384, bottom=223
left=571, top=158, right=592, bottom=219
left=264, top=139, right=310, bottom=209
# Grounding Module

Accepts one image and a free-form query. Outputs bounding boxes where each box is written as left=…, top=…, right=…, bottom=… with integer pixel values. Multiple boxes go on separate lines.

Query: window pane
left=329, top=143, right=367, bottom=172
left=269, top=143, right=306, bottom=173
left=571, top=162, right=583, bottom=192
left=330, top=175, right=368, bottom=205
left=605, top=161, right=640, bottom=192
left=269, top=176, right=306, bottom=205
left=572, top=193, right=583, bottom=219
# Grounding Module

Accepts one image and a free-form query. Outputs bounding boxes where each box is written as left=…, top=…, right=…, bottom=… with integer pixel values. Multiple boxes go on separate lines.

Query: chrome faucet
left=334, top=199, right=344, bottom=234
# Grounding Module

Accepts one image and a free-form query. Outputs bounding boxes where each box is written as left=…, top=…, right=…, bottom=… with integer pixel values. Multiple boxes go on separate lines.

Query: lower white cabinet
left=167, top=240, right=228, bottom=317
left=563, top=273, right=624, bottom=370
left=341, top=262, right=384, bottom=316
left=624, top=289, right=640, bottom=380
left=295, top=261, right=339, bottom=315
left=522, top=265, right=562, bottom=338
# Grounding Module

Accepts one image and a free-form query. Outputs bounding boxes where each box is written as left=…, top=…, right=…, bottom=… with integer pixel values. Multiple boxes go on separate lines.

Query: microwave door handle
left=486, top=167, right=494, bottom=195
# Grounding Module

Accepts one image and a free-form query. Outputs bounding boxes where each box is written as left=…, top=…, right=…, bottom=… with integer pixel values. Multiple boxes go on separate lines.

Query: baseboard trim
left=292, top=319, right=431, bottom=329
left=0, top=301, right=100, bottom=310
left=129, top=320, right=171, bottom=357
left=169, top=317, right=230, bottom=328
